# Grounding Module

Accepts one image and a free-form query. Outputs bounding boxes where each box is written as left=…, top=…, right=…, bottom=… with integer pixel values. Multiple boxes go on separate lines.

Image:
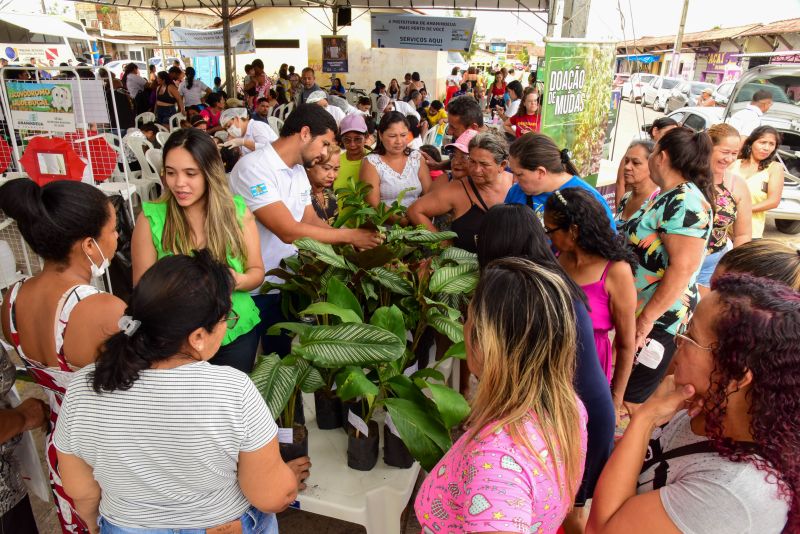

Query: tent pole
left=222, top=0, right=233, bottom=95
left=155, top=8, right=167, bottom=68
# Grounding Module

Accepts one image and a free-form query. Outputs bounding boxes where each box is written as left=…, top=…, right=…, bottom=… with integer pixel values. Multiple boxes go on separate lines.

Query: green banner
left=540, top=40, right=616, bottom=186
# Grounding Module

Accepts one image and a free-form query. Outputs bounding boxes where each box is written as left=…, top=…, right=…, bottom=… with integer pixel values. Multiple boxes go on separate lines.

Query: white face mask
left=227, top=124, right=242, bottom=138
left=85, top=238, right=110, bottom=278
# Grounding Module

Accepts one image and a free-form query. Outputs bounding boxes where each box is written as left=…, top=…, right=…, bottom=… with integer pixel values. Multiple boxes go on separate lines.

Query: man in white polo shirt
left=220, top=107, right=277, bottom=155
left=728, top=89, right=773, bottom=139
left=229, top=103, right=381, bottom=355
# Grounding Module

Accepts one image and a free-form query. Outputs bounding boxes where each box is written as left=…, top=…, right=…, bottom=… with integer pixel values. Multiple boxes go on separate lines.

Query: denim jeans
left=98, top=507, right=278, bottom=534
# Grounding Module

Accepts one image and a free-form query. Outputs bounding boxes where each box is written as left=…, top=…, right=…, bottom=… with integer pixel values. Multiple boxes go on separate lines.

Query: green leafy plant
left=249, top=352, right=325, bottom=427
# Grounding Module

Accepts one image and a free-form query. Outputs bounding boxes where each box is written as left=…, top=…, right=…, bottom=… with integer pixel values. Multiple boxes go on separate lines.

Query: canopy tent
left=70, top=0, right=550, bottom=93
left=2, top=13, right=93, bottom=41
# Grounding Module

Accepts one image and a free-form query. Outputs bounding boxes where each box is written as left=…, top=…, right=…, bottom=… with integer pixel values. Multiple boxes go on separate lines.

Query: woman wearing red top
left=200, top=93, right=226, bottom=134
left=489, top=72, right=507, bottom=109
left=502, top=88, right=541, bottom=138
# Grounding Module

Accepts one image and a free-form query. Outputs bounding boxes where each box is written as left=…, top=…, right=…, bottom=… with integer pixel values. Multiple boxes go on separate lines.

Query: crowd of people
left=0, top=58, right=798, bottom=534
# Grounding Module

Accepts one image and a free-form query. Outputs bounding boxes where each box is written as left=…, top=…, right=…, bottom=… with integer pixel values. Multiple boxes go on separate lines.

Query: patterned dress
left=8, top=281, right=101, bottom=534
left=620, top=182, right=712, bottom=335
left=415, top=404, right=588, bottom=534
left=0, top=344, right=27, bottom=518
left=708, top=179, right=738, bottom=254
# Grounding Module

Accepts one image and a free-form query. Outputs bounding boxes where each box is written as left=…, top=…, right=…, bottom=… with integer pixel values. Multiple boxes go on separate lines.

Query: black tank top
left=451, top=177, right=489, bottom=253
left=157, top=84, right=177, bottom=105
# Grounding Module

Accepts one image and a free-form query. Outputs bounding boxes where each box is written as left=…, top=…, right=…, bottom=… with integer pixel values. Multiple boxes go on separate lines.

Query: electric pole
left=669, top=0, right=690, bottom=77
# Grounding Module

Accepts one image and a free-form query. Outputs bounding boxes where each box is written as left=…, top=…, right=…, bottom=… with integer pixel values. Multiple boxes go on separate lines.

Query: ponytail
left=509, top=133, right=580, bottom=177
left=185, top=67, right=195, bottom=91
left=559, top=148, right=580, bottom=177
left=90, top=250, right=234, bottom=393
left=657, top=127, right=716, bottom=209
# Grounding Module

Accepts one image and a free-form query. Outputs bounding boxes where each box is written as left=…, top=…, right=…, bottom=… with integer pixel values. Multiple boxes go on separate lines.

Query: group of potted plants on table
left=249, top=181, right=478, bottom=472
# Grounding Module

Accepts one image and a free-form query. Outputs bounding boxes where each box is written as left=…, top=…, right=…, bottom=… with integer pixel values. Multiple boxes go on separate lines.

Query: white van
left=0, top=13, right=94, bottom=66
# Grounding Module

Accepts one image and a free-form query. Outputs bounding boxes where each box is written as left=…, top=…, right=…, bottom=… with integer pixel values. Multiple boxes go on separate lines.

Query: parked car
left=148, top=57, right=186, bottom=70
left=642, top=77, right=681, bottom=111
left=664, top=81, right=717, bottom=113
left=712, top=80, right=736, bottom=106
left=666, top=106, right=724, bottom=132
left=622, top=73, right=657, bottom=102
left=613, top=73, right=631, bottom=88
left=103, top=60, right=147, bottom=80
left=722, top=65, right=800, bottom=234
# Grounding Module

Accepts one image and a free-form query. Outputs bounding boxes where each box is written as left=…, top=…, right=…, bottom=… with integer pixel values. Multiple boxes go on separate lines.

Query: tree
left=519, top=47, right=530, bottom=65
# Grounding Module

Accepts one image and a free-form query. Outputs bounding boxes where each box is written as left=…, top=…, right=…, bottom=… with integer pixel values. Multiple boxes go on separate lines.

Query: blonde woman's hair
left=466, top=257, right=583, bottom=502
left=160, top=129, right=247, bottom=264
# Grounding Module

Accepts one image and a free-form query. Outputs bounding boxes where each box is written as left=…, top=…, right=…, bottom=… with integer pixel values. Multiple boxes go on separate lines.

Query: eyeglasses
left=674, top=322, right=713, bottom=351
left=543, top=226, right=562, bottom=235
left=223, top=310, right=240, bottom=330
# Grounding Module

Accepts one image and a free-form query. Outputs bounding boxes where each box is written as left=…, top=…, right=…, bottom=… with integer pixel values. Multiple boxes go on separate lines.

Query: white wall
left=229, top=8, right=449, bottom=99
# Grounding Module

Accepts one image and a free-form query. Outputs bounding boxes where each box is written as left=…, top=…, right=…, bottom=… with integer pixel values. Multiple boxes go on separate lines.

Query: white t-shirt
left=179, top=79, right=209, bottom=107
left=325, top=104, right=346, bottom=126
left=125, top=73, right=146, bottom=98
left=637, top=410, right=788, bottom=534
left=393, top=99, right=421, bottom=121
left=242, top=119, right=278, bottom=155
left=446, top=74, right=461, bottom=87
left=53, top=362, right=276, bottom=529
left=229, top=142, right=312, bottom=292
left=727, top=104, right=763, bottom=137
left=506, top=98, right=521, bottom=117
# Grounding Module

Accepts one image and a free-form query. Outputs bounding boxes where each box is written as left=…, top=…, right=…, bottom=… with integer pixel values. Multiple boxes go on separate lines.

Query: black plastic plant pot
left=278, top=424, right=308, bottom=463
left=314, top=390, right=343, bottom=430
left=347, top=420, right=379, bottom=471
left=294, top=394, right=306, bottom=425
left=383, top=425, right=414, bottom=468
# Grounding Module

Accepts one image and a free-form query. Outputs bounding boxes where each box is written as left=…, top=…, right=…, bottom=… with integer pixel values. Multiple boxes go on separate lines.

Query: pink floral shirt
left=415, top=403, right=587, bottom=534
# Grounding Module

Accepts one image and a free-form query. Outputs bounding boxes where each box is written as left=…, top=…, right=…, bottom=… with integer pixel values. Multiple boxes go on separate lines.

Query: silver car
left=642, top=77, right=682, bottom=111
left=722, top=65, right=800, bottom=234
left=622, top=73, right=658, bottom=102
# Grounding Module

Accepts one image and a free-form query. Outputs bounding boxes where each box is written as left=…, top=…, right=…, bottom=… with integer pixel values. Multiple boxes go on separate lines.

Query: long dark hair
left=656, top=126, right=715, bottom=207
left=709, top=274, right=800, bottom=534
left=509, top=133, right=580, bottom=177
left=0, top=179, right=110, bottom=263
left=157, top=70, right=170, bottom=89
left=544, top=187, right=638, bottom=273
left=184, top=66, right=196, bottom=90
left=374, top=111, right=411, bottom=156
left=91, top=250, right=233, bottom=393
left=739, top=125, right=782, bottom=171
left=476, top=203, right=588, bottom=307
left=121, top=62, right=138, bottom=92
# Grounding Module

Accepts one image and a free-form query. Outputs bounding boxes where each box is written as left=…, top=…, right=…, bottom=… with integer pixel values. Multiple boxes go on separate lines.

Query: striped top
left=53, top=361, right=276, bottom=529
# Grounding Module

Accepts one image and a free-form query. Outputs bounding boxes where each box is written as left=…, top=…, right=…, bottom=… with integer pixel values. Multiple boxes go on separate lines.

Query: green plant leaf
left=299, top=302, right=362, bottom=324
left=299, top=364, right=325, bottom=393
left=368, top=267, right=413, bottom=296
left=426, top=383, right=471, bottom=429
left=335, top=366, right=379, bottom=401
left=281, top=255, right=303, bottom=273
left=299, top=323, right=405, bottom=368
left=266, top=321, right=311, bottom=337
left=403, top=231, right=458, bottom=243
left=249, top=354, right=299, bottom=421
left=361, top=278, right=379, bottom=301
left=443, top=340, right=466, bottom=360
left=369, top=305, right=406, bottom=344
left=345, top=245, right=397, bottom=270
left=410, top=368, right=445, bottom=382
left=384, top=398, right=452, bottom=471
left=427, top=311, right=465, bottom=343
left=386, top=374, right=430, bottom=405
left=326, top=278, right=364, bottom=321
left=430, top=264, right=479, bottom=294
left=293, top=238, right=350, bottom=269
left=440, top=246, right=479, bottom=265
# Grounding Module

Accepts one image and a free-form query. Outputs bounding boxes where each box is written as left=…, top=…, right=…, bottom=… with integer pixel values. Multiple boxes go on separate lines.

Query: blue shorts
left=99, top=507, right=278, bottom=534
left=697, top=243, right=731, bottom=287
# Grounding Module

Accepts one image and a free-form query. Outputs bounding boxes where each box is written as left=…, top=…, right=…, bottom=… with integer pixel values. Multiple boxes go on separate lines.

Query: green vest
left=141, top=195, right=260, bottom=345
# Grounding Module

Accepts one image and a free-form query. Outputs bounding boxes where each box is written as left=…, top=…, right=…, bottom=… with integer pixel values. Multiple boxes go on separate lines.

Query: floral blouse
left=620, top=182, right=712, bottom=335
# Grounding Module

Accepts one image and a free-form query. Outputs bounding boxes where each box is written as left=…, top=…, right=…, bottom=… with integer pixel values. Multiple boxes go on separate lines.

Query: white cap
left=306, top=90, right=328, bottom=104
left=220, top=107, right=248, bottom=128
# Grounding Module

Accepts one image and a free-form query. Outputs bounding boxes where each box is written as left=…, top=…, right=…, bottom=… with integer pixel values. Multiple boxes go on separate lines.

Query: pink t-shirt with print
left=415, top=402, right=587, bottom=534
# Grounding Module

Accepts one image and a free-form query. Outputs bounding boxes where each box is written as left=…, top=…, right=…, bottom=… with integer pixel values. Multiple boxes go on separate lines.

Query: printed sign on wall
left=371, top=14, right=475, bottom=52
left=322, top=36, right=348, bottom=73
left=171, top=21, right=255, bottom=57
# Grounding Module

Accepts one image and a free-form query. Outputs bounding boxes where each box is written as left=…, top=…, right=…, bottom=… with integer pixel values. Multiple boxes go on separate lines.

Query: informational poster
left=322, top=36, right=348, bottom=73
left=1, top=44, right=75, bottom=65
left=539, top=39, right=616, bottom=185
left=371, top=14, right=475, bottom=52
left=6, top=81, right=76, bottom=132
left=170, top=21, right=255, bottom=57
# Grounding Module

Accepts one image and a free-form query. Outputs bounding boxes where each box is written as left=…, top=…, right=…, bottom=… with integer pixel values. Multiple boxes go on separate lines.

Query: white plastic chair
left=271, top=103, right=285, bottom=118
left=125, top=136, right=162, bottom=200
left=156, top=131, right=171, bottom=147
left=135, top=112, right=156, bottom=127
left=267, top=116, right=284, bottom=137
left=422, top=126, right=439, bottom=146
left=169, top=113, right=186, bottom=131
left=102, top=133, right=140, bottom=183
left=279, top=102, right=294, bottom=121
left=145, top=148, right=163, bottom=176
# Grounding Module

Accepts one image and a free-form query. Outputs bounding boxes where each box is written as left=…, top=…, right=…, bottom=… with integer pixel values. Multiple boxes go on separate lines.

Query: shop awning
left=96, top=29, right=159, bottom=45
left=2, top=13, right=92, bottom=41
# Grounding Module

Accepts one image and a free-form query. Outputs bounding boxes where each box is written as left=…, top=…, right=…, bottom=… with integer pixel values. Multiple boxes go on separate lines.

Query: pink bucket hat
left=339, top=113, right=368, bottom=135
left=445, top=129, right=479, bottom=154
